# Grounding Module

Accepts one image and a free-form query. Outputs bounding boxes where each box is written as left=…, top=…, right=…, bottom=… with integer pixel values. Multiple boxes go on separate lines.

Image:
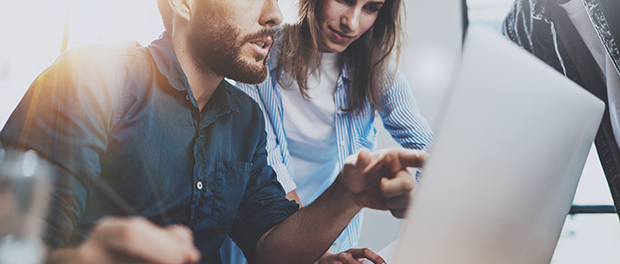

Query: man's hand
left=253, top=148, right=426, bottom=264
left=338, top=148, right=427, bottom=218
left=315, top=248, right=385, bottom=264
left=47, top=217, right=201, bottom=264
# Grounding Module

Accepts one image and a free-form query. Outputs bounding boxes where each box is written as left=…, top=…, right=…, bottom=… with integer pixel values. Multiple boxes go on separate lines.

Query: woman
left=223, top=0, right=434, bottom=262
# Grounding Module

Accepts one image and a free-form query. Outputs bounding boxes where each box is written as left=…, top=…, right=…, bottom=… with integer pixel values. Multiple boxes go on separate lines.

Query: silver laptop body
left=392, top=25, right=605, bottom=264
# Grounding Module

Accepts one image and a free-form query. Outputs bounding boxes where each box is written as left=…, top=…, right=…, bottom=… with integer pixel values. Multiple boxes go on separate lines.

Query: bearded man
left=0, top=0, right=425, bottom=263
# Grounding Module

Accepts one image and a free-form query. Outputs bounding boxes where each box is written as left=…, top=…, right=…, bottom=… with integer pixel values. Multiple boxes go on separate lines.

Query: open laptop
left=383, top=25, right=605, bottom=264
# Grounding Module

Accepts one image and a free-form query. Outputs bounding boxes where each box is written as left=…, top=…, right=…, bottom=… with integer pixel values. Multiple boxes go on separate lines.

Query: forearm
left=255, top=176, right=361, bottom=264
left=380, top=72, right=434, bottom=151
left=255, top=148, right=424, bottom=263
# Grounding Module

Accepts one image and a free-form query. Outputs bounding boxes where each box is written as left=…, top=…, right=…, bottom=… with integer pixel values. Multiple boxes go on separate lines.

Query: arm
left=1, top=46, right=201, bottom=263
left=379, top=70, right=434, bottom=152
left=255, top=148, right=427, bottom=264
left=0, top=46, right=124, bottom=247
left=46, top=218, right=200, bottom=264
left=286, top=189, right=385, bottom=264
left=283, top=189, right=386, bottom=264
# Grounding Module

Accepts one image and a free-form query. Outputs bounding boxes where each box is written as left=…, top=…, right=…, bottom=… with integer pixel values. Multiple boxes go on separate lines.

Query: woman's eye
left=365, top=5, right=381, bottom=13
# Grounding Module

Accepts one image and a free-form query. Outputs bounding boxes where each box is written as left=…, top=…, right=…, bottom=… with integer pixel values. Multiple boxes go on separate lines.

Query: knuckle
left=123, top=217, right=141, bottom=227
left=130, top=217, right=149, bottom=225
left=174, top=226, right=194, bottom=243
left=117, top=223, right=136, bottom=243
left=170, top=224, right=189, bottom=234
left=392, top=209, right=407, bottom=218
left=94, top=217, right=113, bottom=231
left=401, top=174, right=415, bottom=191
left=337, top=252, right=351, bottom=261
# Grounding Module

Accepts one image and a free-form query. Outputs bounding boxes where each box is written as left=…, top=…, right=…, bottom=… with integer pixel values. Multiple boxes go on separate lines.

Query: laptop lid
left=391, top=25, right=605, bottom=264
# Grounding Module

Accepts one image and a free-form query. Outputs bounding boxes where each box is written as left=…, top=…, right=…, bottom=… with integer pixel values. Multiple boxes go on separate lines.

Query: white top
left=560, top=0, right=620, bottom=148
left=281, top=52, right=343, bottom=204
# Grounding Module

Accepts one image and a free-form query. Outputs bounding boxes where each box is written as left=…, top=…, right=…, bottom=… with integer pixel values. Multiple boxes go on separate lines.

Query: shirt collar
left=340, top=56, right=352, bottom=82
left=205, top=80, right=241, bottom=118
left=532, top=0, right=550, bottom=20
left=267, top=44, right=280, bottom=73
left=147, top=32, right=191, bottom=92
left=148, top=32, right=239, bottom=114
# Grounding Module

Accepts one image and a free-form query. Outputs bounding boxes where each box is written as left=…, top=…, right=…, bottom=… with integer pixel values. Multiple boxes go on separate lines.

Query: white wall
left=0, top=0, right=164, bottom=127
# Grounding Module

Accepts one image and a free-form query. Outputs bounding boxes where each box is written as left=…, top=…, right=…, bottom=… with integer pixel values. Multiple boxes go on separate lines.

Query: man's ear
left=167, top=0, right=191, bottom=22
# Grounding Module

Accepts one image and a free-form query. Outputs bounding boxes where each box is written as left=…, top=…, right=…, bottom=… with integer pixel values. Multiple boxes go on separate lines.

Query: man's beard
left=187, top=19, right=274, bottom=84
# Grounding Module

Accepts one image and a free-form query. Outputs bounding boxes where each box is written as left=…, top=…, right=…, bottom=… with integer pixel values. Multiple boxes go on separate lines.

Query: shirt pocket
left=212, top=161, right=252, bottom=229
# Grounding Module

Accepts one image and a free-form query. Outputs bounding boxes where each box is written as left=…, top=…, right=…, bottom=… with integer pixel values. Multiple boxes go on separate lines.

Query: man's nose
left=260, top=0, right=284, bottom=26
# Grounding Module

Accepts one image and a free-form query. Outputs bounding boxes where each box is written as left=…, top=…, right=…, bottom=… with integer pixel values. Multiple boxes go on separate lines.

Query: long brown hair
left=276, top=0, right=406, bottom=115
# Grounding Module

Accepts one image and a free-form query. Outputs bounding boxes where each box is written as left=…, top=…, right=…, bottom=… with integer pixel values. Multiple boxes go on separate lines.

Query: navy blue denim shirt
left=0, top=33, right=299, bottom=263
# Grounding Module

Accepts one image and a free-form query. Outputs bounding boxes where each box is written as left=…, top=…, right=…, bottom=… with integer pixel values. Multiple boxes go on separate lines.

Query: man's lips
left=248, top=36, right=273, bottom=57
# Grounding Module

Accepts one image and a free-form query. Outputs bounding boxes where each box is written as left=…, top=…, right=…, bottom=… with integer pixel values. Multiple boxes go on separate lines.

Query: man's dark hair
left=157, top=0, right=173, bottom=32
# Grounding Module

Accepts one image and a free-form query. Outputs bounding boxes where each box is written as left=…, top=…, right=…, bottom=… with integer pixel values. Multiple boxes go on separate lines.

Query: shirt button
left=196, top=181, right=203, bottom=190
left=185, top=94, right=190, bottom=101
left=337, top=110, right=343, bottom=115
left=340, top=141, right=345, bottom=146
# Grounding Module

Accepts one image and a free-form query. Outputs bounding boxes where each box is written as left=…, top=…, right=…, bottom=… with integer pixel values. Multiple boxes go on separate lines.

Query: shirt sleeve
left=0, top=46, right=121, bottom=247
left=379, top=69, right=435, bottom=152
left=227, top=118, right=300, bottom=262
left=235, top=82, right=297, bottom=193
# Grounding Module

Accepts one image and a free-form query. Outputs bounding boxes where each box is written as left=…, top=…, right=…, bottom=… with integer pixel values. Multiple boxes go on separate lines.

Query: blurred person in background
left=503, top=0, right=620, bottom=217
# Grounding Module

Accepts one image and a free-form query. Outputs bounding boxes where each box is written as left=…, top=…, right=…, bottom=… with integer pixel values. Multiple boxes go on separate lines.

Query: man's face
left=187, top=0, right=283, bottom=84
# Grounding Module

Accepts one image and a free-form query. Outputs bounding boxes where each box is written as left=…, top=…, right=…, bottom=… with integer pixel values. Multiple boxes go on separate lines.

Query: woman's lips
left=328, top=26, right=354, bottom=44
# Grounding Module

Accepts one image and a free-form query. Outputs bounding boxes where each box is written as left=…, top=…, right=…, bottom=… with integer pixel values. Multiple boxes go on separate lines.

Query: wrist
left=329, top=174, right=363, bottom=215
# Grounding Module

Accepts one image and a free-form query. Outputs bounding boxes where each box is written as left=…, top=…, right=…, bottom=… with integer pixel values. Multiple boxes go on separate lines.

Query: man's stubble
left=187, top=9, right=274, bottom=85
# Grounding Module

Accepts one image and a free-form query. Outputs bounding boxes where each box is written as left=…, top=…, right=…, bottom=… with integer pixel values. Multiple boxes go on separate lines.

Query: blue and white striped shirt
left=236, top=47, right=434, bottom=252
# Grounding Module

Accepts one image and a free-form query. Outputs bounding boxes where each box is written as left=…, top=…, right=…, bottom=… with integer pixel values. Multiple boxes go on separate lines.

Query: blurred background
left=0, top=0, right=618, bottom=262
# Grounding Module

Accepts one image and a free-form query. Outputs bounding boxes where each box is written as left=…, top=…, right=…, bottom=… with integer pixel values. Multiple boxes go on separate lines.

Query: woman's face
left=317, top=0, right=386, bottom=53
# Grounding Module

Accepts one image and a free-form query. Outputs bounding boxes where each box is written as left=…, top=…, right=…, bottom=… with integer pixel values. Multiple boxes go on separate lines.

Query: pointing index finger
left=389, top=148, right=427, bottom=170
